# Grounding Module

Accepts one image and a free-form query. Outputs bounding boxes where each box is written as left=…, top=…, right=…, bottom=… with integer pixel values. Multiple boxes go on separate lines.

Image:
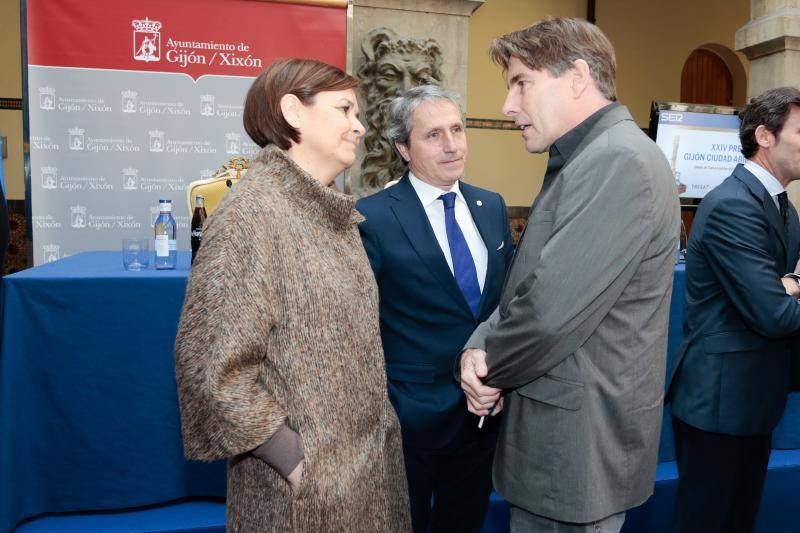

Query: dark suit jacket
left=668, top=164, right=800, bottom=436
left=357, top=174, right=513, bottom=449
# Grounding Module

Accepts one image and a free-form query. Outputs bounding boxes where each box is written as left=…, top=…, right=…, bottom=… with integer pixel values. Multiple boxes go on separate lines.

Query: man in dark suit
left=667, top=86, right=800, bottom=533
left=357, top=85, right=513, bottom=533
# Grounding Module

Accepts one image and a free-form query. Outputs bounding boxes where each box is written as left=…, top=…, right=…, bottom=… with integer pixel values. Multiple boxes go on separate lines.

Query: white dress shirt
left=744, top=160, right=799, bottom=280
left=744, top=159, right=785, bottom=210
left=408, top=172, right=488, bottom=292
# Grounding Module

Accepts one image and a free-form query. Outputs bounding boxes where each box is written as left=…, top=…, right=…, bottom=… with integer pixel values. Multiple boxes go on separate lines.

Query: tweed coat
left=174, top=145, right=411, bottom=532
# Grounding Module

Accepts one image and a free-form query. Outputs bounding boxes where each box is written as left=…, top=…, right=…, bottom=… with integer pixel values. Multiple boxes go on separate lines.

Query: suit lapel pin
left=476, top=200, right=483, bottom=206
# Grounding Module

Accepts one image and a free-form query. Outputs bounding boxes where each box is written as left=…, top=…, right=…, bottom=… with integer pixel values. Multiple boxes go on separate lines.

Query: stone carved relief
left=357, top=28, right=444, bottom=191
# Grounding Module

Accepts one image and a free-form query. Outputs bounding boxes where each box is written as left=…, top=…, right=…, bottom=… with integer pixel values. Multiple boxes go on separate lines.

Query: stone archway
left=680, top=44, right=747, bottom=107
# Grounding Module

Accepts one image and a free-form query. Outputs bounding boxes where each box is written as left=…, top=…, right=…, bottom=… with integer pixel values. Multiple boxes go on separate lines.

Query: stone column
left=736, top=0, right=800, bottom=205
left=348, top=0, right=484, bottom=194
left=736, top=0, right=800, bottom=97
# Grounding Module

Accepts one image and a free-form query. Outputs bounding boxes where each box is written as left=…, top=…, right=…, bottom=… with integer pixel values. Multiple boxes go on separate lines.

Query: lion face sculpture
left=357, top=28, right=444, bottom=191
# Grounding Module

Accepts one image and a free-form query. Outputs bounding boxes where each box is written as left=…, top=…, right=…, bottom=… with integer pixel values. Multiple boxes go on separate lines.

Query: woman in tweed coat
left=174, top=59, right=411, bottom=532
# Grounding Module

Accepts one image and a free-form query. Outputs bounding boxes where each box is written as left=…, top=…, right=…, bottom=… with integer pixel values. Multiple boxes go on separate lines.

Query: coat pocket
left=517, top=374, right=584, bottom=410
left=703, top=330, right=769, bottom=353
left=507, top=211, right=554, bottom=295
left=386, top=362, right=435, bottom=384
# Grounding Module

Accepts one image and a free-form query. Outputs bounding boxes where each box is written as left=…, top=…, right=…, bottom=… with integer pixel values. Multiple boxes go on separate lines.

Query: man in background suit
left=459, top=18, right=679, bottom=532
left=357, top=85, right=513, bottom=533
left=667, top=87, right=800, bottom=533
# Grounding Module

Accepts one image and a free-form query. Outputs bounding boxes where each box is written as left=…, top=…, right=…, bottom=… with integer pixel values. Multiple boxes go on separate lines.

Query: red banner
left=27, top=0, right=346, bottom=81
left=25, top=0, right=347, bottom=264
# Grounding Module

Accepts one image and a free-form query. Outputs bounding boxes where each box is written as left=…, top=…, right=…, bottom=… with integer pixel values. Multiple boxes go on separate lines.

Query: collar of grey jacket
left=546, top=102, right=621, bottom=180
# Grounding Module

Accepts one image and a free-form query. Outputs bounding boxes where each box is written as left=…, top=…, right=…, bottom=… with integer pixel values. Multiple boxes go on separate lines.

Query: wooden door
left=680, top=49, right=733, bottom=106
left=679, top=49, right=734, bottom=239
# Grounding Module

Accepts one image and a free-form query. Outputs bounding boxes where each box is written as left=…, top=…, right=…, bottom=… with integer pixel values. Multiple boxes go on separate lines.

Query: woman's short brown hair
left=489, top=17, right=617, bottom=101
left=243, top=58, right=360, bottom=149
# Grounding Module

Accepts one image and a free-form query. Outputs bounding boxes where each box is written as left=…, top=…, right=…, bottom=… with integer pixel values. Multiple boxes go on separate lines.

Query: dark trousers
left=671, top=415, right=772, bottom=533
left=403, top=424, right=496, bottom=533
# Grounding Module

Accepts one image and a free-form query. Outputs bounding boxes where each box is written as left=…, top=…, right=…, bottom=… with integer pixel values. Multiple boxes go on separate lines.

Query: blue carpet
left=17, top=450, right=800, bottom=532
left=15, top=499, right=225, bottom=533
left=624, top=450, right=800, bottom=533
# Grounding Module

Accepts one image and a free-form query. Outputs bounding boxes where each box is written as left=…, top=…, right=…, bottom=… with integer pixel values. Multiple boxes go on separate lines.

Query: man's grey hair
left=385, top=85, right=464, bottom=159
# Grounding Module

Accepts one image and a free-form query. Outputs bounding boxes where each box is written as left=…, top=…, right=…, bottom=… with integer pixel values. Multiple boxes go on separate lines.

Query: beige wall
left=464, top=0, right=584, bottom=206
left=0, top=0, right=753, bottom=206
left=0, top=0, right=23, bottom=200
left=598, top=0, right=750, bottom=126
left=464, top=0, right=750, bottom=207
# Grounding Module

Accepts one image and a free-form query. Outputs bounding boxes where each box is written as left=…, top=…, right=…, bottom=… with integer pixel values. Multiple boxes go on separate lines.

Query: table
left=2, top=255, right=799, bottom=531
left=0, top=252, right=225, bottom=532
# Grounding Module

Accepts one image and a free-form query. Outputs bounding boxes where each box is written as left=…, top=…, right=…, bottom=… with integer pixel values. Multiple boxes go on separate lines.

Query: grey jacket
left=467, top=106, right=680, bottom=522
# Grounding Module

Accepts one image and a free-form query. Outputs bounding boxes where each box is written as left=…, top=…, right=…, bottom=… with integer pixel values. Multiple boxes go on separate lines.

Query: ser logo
left=661, top=112, right=684, bottom=123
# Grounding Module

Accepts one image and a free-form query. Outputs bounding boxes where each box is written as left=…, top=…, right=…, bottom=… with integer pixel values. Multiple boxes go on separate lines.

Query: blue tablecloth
left=0, top=252, right=225, bottom=532
left=1, top=255, right=799, bottom=531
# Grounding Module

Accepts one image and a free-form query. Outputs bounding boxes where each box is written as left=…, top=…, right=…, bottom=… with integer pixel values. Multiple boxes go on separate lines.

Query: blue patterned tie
left=439, top=192, right=481, bottom=316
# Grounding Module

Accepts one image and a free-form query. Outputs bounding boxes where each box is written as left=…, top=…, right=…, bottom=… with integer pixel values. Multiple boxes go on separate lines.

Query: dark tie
left=779, top=192, right=789, bottom=236
left=439, top=192, right=481, bottom=316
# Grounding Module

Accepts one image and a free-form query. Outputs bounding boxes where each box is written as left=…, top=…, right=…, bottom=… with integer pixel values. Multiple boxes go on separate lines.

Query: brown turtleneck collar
left=251, top=145, right=363, bottom=229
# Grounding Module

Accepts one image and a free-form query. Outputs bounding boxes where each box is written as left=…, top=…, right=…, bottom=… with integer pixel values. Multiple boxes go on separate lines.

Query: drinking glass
left=122, top=238, right=150, bottom=271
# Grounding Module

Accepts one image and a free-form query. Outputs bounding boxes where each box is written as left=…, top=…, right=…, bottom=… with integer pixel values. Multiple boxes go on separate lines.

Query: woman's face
left=296, top=88, right=365, bottom=182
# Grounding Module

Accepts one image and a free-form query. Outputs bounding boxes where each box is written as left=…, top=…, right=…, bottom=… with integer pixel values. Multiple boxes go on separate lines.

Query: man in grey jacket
left=459, top=18, right=680, bottom=532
